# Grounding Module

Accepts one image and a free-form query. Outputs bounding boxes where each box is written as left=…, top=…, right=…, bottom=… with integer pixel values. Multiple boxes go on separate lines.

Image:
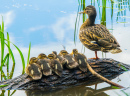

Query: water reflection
left=25, top=85, right=113, bottom=96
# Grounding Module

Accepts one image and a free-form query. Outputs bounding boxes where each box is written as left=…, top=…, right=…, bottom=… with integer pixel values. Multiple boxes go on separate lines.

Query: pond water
left=0, top=0, right=130, bottom=96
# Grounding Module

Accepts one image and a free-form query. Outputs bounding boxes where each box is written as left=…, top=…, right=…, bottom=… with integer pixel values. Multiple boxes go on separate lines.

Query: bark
left=0, top=58, right=130, bottom=91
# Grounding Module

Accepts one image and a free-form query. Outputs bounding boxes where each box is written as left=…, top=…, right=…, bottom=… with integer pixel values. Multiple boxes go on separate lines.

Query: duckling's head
left=37, top=53, right=47, bottom=59
left=71, top=49, right=78, bottom=55
left=29, top=57, right=38, bottom=64
left=59, top=50, right=68, bottom=56
left=52, top=51, right=57, bottom=56
left=48, top=53, right=56, bottom=59
left=79, top=5, right=96, bottom=17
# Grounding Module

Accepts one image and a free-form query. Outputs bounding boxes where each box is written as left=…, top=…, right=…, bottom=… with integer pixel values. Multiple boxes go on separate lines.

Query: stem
left=87, top=62, right=124, bottom=88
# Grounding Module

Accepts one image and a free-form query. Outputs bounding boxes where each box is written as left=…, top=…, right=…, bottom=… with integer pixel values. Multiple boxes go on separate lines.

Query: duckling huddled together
left=25, top=49, right=88, bottom=80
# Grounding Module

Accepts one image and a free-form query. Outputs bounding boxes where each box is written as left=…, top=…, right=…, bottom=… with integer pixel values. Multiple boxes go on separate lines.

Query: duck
left=29, top=57, right=39, bottom=64
left=79, top=5, right=122, bottom=59
left=71, top=49, right=87, bottom=72
left=37, top=53, right=52, bottom=76
left=48, top=53, right=63, bottom=77
left=59, top=50, right=78, bottom=69
left=52, top=51, right=67, bottom=65
left=25, top=63, right=42, bottom=80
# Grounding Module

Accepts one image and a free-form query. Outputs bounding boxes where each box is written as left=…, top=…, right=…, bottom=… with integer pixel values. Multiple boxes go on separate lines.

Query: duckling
left=48, top=53, right=63, bottom=77
left=25, top=63, right=42, bottom=80
left=59, top=50, right=78, bottom=69
left=52, top=51, right=67, bottom=65
left=29, top=57, right=39, bottom=64
left=71, top=49, right=87, bottom=72
left=37, top=53, right=52, bottom=76
left=79, top=5, right=122, bottom=59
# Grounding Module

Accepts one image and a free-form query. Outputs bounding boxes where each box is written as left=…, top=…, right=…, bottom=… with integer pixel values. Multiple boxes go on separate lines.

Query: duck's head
left=59, top=50, right=68, bottom=56
left=71, top=49, right=78, bottom=55
left=29, top=57, right=38, bottom=64
left=37, top=53, right=47, bottom=59
left=52, top=51, right=57, bottom=56
left=79, top=5, right=96, bottom=17
left=48, top=53, right=56, bottom=59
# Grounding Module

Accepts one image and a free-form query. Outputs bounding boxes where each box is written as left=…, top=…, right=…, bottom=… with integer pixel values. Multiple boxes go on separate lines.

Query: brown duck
left=79, top=5, right=122, bottom=59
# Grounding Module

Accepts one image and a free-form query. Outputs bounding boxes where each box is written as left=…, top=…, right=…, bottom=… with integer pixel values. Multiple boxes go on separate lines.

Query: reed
left=0, top=17, right=31, bottom=95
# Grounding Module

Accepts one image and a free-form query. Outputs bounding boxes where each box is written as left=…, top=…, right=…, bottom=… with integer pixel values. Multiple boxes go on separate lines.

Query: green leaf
left=2, top=17, right=4, bottom=32
left=8, top=90, right=10, bottom=96
left=0, top=25, right=1, bottom=31
left=7, top=32, right=11, bottom=57
left=10, top=90, right=16, bottom=96
left=27, top=42, right=31, bottom=64
left=112, top=86, right=120, bottom=89
left=0, top=84, right=8, bottom=88
left=4, top=43, right=15, bottom=63
left=5, top=43, right=15, bottom=79
left=0, top=32, right=5, bottom=80
left=1, top=53, right=9, bottom=67
left=13, top=44, right=25, bottom=74
left=120, top=65, right=127, bottom=71
left=6, top=54, right=9, bottom=79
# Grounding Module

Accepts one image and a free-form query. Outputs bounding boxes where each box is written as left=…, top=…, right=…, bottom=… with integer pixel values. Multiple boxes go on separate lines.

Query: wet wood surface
left=0, top=58, right=130, bottom=90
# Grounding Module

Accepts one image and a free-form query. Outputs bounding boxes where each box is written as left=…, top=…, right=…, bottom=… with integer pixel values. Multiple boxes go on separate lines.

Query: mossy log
left=0, top=58, right=130, bottom=90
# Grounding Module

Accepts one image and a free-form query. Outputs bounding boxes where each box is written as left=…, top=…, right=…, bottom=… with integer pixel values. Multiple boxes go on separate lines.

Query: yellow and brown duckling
left=71, top=49, right=87, bottom=72
left=52, top=51, right=67, bottom=65
left=29, top=57, right=39, bottom=64
left=79, top=5, right=122, bottom=59
left=37, top=53, right=52, bottom=76
left=59, top=50, right=78, bottom=69
left=48, top=53, right=63, bottom=77
left=25, top=63, right=42, bottom=80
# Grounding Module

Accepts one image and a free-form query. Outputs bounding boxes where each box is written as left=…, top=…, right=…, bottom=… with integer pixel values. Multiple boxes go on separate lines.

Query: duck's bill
left=79, top=11, right=86, bottom=14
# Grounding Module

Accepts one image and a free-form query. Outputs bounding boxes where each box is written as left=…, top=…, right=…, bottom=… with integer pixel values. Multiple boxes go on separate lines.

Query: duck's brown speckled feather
left=79, top=24, right=121, bottom=52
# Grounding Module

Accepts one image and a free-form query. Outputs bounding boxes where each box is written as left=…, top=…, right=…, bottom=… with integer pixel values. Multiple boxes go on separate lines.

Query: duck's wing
left=82, top=24, right=120, bottom=48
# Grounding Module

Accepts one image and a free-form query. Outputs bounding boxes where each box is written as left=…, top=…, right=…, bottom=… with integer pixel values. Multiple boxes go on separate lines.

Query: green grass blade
left=8, top=90, right=10, bottom=96
left=0, top=32, right=5, bottom=80
left=10, top=90, right=16, bottom=96
left=7, top=32, right=11, bottom=57
left=0, top=25, right=1, bottom=31
left=112, top=86, right=120, bottom=89
left=0, top=90, right=5, bottom=96
left=5, top=43, right=15, bottom=79
left=1, top=53, right=9, bottom=67
left=27, top=42, right=31, bottom=65
left=6, top=54, right=9, bottom=79
left=0, top=84, right=9, bottom=88
left=2, top=17, right=4, bottom=32
left=9, top=62, right=15, bottom=79
left=13, top=44, right=25, bottom=74
left=4, top=43, right=15, bottom=64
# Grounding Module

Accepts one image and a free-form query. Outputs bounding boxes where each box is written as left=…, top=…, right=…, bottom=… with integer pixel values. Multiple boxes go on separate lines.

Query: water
left=0, top=0, right=130, bottom=96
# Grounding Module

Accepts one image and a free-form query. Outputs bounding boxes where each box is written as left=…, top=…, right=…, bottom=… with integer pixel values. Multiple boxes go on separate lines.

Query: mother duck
left=79, top=5, right=122, bottom=59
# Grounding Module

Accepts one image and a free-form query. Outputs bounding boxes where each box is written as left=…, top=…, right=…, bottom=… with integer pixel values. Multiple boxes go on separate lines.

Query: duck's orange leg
left=89, top=51, right=99, bottom=60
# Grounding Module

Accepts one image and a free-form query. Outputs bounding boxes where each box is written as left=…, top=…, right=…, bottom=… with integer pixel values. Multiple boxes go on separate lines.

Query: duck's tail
left=110, top=47, right=122, bottom=54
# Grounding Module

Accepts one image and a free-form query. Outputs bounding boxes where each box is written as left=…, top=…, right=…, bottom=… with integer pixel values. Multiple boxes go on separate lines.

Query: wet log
left=0, top=58, right=130, bottom=90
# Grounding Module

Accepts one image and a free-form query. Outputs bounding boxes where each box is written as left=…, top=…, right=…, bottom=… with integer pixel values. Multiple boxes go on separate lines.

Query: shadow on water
left=25, top=85, right=113, bottom=96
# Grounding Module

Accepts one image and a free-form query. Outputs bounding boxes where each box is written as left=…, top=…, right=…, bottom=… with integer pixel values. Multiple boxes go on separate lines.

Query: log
left=0, top=58, right=130, bottom=90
